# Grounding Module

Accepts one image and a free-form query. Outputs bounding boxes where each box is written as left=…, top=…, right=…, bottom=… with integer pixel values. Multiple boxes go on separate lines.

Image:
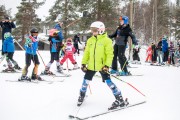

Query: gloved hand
left=101, top=65, right=109, bottom=74
left=81, top=64, right=87, bottom=73
left=28, top=42, right=33, bottom=47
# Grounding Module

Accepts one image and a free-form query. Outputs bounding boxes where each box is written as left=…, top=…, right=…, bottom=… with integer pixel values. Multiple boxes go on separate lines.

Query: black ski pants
left=112, top=44, right=128, bottom=72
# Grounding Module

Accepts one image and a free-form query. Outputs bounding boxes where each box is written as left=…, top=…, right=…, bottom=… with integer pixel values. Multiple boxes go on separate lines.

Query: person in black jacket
left=109, top=16, right=137, bottom=76
left=157, top=38, right=163, bottom=65
left=73, top=33, right=81, bottom=55
left=0, top=16, right=16, bottom=55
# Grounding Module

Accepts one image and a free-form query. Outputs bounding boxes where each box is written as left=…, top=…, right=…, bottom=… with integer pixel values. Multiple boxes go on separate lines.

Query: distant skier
left=162, top=36, right=169, bottom=65
left=78, top=21, right=127, bottom=110
left=145, top=45, right=152, bottom=63
left=19, top=28, right=43, bottom=81
left=157, top=38, right=163, bottom=65
left=60, top=38, right=79, bottom=69
left=132, top=45, right=141, bottom=64
left=2, top=32, right=21, bottom=72
left=151, top=43, right=157, bottom=65
left=43, top=29, right=64, bottom=75
left=73, top=33, right=82, bottom=55
left=169, top=41, right=175, bottom=65
left=109, top=16, right=138, bottom=76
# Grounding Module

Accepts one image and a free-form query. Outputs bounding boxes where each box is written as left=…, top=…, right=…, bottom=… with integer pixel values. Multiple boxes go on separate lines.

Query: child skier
left=78, top=21, right=127, bottom=110
left=2, top=32, right=21, bottom=72
left=59, top=38, right=78, bottom=70
left=19, top=28, right=42, bottom=81
left=43, top=29, right=64, bottom=74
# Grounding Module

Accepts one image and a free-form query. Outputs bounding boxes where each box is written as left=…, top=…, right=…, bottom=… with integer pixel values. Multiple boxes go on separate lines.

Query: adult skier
left=0, top=16, right=16, bottom=55
left=78, top=21, right=127, bottom=110
left=109, top=16, right=137, bottom=76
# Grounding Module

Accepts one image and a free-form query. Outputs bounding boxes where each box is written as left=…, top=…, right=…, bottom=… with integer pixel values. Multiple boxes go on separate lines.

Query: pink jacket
left=64, top=43, right=75, bottom=55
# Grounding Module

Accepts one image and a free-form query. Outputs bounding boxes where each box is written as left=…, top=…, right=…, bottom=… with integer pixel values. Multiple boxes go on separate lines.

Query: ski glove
left=101, top=65, right=109, bottom=74
left=81, top=64, right=87, bottom=73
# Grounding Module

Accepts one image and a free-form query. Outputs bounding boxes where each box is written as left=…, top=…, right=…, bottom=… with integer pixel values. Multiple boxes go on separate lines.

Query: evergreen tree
left=13, top=0, right=45, bottom=43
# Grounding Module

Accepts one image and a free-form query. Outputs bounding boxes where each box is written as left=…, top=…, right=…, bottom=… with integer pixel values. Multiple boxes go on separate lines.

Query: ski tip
left=69, top=115, right=75, bottom=118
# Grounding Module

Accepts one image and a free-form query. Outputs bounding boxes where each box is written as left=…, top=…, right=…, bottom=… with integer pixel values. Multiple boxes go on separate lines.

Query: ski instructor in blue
left=77, top=21, right=127, bottom=110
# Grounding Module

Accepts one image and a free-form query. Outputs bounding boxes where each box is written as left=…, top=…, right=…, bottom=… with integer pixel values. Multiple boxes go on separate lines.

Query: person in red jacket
left=59, top=38, right=78, bottom=69
left=145, top=45, right=152, bottom=63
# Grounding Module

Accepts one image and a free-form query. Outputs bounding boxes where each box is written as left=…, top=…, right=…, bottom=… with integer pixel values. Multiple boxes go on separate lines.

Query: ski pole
left=66, top=58, right=69, bottom=72
left=37, top=51, right=46, bottom=67
left=14, top=39, right=25, bottom=51
left=109, top=72, right=146, bottom=97
left=121, top=59, right=128, bottom=72
left=88, top=84, right=92, bottom=95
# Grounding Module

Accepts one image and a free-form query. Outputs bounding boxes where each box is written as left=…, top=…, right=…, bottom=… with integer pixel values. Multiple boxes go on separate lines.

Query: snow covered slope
left=0, top=49, right=180, bottom=120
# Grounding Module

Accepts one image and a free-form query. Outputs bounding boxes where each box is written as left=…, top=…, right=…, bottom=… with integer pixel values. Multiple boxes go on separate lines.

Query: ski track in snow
left=0, top=48, right=180, bottom=120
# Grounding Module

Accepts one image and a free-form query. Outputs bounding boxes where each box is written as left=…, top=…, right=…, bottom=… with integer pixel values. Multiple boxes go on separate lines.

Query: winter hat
left=4, top=16, right=9, bottom=20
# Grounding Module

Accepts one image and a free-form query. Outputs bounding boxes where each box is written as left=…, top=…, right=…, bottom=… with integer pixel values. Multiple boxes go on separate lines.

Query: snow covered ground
left=0, top=48, right=180, bottom=120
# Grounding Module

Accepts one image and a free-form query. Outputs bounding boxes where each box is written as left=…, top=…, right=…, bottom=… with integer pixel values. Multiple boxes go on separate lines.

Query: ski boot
left=108, top=95, right=128, bottom=110
left=57, top=65, right=63, bottom=73
left=77, top=91, right=86, bottom=106
left=14, top=64, right=22, bottom=70
left=119, top=71, right=131, bottom=76
left=73, top=63, right=79, bottom=70
left=2, top=67, right=16, bottom=72
left=110, top=69, right=118, bottom=74
left=31, top=74, right=43, bottom=81
left=18, top=75, right=31, bottom=81
left=42, top=69, right=54, bottom=75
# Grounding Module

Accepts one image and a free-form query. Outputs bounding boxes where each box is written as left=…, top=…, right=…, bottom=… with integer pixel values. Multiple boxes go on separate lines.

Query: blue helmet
left=119, top=16, right=129, bottom=24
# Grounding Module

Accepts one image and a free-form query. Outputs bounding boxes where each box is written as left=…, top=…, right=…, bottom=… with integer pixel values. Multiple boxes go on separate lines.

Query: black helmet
left=30, top=28, right=38, bottom=33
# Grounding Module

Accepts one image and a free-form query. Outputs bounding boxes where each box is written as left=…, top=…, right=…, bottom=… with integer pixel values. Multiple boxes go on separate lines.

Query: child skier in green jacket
left=77, top=21, right=127, bottom=110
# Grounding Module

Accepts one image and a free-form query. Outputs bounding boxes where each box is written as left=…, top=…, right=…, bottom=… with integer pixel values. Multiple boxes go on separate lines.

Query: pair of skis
left=69, top=98, right=146, bottom=120
left=6, top=78, right=65, bottom=84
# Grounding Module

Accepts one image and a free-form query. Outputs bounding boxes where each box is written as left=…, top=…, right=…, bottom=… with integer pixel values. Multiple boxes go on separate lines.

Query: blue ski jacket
left=3, top=36, right=15, bottom=52
left=24, top=36, right=38, bottom=55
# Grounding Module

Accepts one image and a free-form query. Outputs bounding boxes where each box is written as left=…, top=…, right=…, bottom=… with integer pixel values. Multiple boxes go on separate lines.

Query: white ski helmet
left=90, top=21, right=105, bottom=34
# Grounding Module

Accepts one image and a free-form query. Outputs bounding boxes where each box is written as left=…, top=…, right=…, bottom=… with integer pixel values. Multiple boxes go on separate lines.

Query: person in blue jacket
left=0, top=16, right=16, bottom=55
left=43, top=29, right=64, bottom=75
left=20, top=28, right=42, bottom=81
left=54, top=20, right=64, bottom=41
left=2, top=32, right=21, bottom=72
left=162, top=36, right=169, bottom=65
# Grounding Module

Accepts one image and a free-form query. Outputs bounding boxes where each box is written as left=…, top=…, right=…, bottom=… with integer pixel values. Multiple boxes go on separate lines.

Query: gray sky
left=0, top=0, right=56, bottom=20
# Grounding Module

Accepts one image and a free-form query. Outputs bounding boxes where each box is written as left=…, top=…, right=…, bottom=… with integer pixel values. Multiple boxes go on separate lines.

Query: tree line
left=0, top=0, right=179, bottom=45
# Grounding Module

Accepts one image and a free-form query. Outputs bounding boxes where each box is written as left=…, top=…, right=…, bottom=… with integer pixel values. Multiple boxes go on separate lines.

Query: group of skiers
left=0, top=13, right=145, bottom=110
left=145, top=36, right=180, bottom=66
